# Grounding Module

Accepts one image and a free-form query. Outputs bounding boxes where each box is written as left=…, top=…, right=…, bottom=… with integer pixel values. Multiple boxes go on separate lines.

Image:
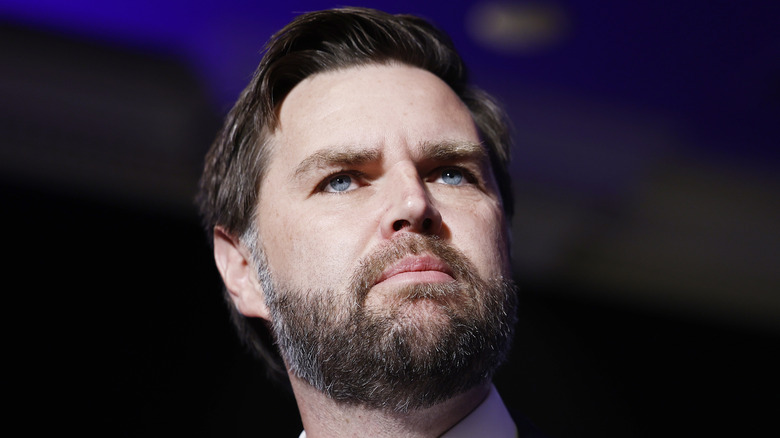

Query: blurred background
left=2, top=1, right=777, bottom=436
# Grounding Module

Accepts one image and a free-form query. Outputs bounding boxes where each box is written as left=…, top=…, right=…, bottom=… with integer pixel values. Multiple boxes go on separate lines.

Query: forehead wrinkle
left=293, top=147, right=382, bottom=178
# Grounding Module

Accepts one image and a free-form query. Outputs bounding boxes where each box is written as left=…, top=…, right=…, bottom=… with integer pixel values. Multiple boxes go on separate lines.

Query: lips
left=373, top=254, right=456, bottom=287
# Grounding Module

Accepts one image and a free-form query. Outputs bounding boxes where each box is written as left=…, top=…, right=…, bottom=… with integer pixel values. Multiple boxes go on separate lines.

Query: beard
left=254, top=234, right=517, bottom=412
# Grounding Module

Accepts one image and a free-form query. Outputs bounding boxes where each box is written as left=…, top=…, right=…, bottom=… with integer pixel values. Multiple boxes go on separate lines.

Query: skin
left=214, top=63, right=511, bottom=437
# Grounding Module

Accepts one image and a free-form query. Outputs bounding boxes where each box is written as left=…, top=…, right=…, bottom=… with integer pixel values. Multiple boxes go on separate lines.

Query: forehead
left=270, top=63, right=480, bottom=164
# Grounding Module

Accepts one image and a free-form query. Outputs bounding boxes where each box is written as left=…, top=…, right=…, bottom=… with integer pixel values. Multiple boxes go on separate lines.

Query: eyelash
left=435, top=166, right=478, bottom=185
left=316, top=170, right=365, bottom=193
left=316, top=166, right=479, bottom=193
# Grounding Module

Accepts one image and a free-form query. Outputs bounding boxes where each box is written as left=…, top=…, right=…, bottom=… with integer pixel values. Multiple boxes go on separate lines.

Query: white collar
left=298, top=385, right=517, bottom=438
left=440, top=385, right=517, bottom=438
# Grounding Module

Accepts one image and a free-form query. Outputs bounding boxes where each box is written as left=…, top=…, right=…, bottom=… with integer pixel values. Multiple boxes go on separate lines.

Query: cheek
left=259, top=201, right=376, bottom=289
left=445, top=203, right=509, bottom=279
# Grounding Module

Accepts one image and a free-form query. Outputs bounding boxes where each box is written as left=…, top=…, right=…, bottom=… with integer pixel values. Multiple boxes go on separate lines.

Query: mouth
left=373, top=254, right=456, bottom=288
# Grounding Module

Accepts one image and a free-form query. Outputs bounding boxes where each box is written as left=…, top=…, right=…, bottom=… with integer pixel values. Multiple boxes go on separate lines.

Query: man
left=198, top=7, right=542, bottom=437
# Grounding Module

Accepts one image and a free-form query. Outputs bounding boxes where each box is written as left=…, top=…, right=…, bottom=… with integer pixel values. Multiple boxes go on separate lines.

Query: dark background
left=2, top=1, right=778, bottom=437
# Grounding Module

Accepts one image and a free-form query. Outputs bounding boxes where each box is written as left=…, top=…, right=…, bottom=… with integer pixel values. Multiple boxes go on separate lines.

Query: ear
left=213, top=226, right=271, bottom=321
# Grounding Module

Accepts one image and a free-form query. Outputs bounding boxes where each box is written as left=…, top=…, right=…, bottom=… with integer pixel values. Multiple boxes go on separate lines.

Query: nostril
left=393, top=219, right=409, bottom=231
left=392, top=218, right=434, bottom=233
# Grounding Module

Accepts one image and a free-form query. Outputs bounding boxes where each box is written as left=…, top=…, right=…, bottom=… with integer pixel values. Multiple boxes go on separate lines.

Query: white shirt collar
left=298, top=385, right=517, bottom=438
left=440, top=385, right=517, bottom=438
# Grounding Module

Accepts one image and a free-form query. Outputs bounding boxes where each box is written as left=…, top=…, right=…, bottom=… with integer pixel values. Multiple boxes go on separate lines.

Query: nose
left=380, top=164, right=443, bottom=238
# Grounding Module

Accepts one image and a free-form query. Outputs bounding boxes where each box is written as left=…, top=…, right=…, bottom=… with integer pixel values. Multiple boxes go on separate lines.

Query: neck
left=289, top=374, right=491, bottom=438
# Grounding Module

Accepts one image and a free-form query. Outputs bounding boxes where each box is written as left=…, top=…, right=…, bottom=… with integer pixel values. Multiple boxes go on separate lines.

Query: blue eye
left=327, top=174, right=353, bottom=192
left=440, top=168, right=464, bottom=185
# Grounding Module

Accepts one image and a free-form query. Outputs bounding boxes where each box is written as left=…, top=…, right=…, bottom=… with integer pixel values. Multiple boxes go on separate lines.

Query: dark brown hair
left=197, top=7, right=513, bottom=380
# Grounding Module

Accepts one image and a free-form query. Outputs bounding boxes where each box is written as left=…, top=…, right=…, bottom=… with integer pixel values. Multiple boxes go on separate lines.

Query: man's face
left=252, top=63, right=515, bottom=410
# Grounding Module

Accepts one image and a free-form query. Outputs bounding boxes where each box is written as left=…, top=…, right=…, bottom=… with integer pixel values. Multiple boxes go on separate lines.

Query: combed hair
left=197, top=7, right=514, bottom=382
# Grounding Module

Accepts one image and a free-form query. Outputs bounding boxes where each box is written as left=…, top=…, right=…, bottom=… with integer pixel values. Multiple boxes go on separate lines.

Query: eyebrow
left=292, top=140, right=486, bottom=179
left=293, top=147, right=382, bottom=178
left=418, top=140, right=487, bottom=163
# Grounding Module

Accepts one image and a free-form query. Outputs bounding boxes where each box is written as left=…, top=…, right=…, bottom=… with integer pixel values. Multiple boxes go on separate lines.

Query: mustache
left=348, top=234, right=479, bottom=305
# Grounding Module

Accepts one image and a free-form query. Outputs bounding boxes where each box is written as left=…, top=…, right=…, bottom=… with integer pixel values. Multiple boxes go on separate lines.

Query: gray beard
left=255, top=234, right=517, bottom=412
